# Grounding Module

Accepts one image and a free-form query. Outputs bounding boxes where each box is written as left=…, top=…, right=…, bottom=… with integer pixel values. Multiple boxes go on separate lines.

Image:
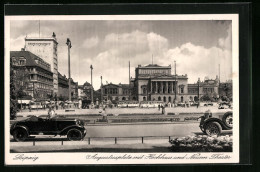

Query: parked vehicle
left=117, top=102, right=128, bottom=108
left=10, top=116, right=86, bottom=142
left=218, top=101, right=232, bottom=109
left=30, top=102, right=43, bottom=109
left=140, top=101, right=163, bottom=108
left=203, top=102, right=214, bottom=106
left=199, top=110, right=233, bottom=136
left=127, top=101, right=140, bottom=108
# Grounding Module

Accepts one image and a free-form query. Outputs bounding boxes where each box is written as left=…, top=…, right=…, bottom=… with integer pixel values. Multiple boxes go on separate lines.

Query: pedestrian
left=47, top=106, right=56, bottom=119
left=102, top=106, right=108, bottom=122
left=29, top=101, right=32, bottom=112
left=158, top=104, right=161, bottom=111
left=162, top=104, right=165, bottom=114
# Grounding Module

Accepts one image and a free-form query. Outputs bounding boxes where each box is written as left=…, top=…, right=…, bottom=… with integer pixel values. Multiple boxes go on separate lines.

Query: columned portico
left=149, top=80, right=180, bottom=95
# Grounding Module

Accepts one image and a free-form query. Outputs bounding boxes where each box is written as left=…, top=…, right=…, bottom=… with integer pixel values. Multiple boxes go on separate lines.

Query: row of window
left=35, top=59, right=50, bottom=69
left=12, top=57, right=26, bottom=66
left=139, top=69, right=170, bottom=75
left=104, top=88, right=118, bottom=94
left=203, top=88, right=215, bottom=93
left=27, top=82, right=53, bottom=90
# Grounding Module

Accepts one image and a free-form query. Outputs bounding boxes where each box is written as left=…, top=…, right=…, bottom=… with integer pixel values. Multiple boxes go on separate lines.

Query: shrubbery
left=169, top=135, right=232, bottom=152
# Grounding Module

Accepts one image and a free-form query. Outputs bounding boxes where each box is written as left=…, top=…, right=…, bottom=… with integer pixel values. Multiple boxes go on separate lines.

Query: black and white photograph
left=4, top=14, right=239, bottom=165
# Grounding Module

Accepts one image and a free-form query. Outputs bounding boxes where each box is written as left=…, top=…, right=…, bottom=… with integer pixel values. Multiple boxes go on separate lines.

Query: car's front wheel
left=205, top=122, right=222, bottom=136
left=67, top=128, right=83, bottom=141
left=13, top=128, right=28, bottom=142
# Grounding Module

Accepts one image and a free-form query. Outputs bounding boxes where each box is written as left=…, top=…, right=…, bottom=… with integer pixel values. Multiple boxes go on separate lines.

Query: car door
left=41, top=118, right=58, bottom=134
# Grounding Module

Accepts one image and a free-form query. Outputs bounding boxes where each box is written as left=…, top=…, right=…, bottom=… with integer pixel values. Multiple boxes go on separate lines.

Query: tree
left=13, top=66, right=30, bottom=99
left=11, top=62, right=30, bottom=113
left=10, top=60, right=17, bottom=120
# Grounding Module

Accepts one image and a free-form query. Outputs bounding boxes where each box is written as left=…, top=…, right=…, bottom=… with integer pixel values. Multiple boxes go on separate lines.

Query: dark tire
left=13, top=128, right=28, bottom=142
left=223, top=112, right=233, bottom=128
left=205, top=122, right=222, bottom=136
left=200, top=126, right=206, bottom=134
left=67, top=128, right=83, bottom=141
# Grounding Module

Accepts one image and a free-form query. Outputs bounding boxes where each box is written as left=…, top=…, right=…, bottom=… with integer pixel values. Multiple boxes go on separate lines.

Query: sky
left=10, top=20, right=232, bottom=90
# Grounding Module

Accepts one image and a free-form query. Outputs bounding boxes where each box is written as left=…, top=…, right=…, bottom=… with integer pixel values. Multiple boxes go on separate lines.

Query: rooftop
left=10, top=51, right=52, bottom=72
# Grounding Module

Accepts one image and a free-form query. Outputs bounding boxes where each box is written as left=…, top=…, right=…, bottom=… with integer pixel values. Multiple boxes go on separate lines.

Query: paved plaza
left=16, top=105, right=226, bottom=117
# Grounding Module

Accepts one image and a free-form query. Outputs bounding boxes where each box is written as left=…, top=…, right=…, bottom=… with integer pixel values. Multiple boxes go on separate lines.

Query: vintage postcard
left=5, top=14, right=239, bottom=165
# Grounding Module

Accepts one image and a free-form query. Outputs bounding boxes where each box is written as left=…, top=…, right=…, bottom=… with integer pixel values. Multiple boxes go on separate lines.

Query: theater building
left=134, top=64, right=190, bottom=103
left=10, top=50, right=53, bottom=100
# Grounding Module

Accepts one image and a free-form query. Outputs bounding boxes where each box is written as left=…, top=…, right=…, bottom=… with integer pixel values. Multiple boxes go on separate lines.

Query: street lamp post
left=90, top=65, right=93, bottom=104
left=198, top=78, right=200, bottom=102
left=66, top=38, right=72, bottom=102
left=174, top=61, right=177, bottom=103
left=100, top=76, right=103, bottom=102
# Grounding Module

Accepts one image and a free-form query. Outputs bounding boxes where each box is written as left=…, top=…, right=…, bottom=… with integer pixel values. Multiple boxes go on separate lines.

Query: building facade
left=134, top=64, right=189, bottom=103
left=133, top=64, right=224, bottom=103
left=24, top=33, right=59, bottom=94
left=188, top=77, right=219, bottom=101
left=82, top=81, right=94, bottom=101
left=11, top=50, right=53, bottom=100
left=101, top=83, right=134, bottom=102
left=57, top=72, right=78, bottom=100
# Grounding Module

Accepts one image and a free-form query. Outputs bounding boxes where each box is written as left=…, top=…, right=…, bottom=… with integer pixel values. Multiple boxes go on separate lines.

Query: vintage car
left=10, top=116, right=86, bottom=142
left=203, top=102, right=214, bottom=106
left=199, top=110, right=233, bottom=136
left=218, top=102, right=232, bottom=109
left=30, top=102, right=43, bottom=109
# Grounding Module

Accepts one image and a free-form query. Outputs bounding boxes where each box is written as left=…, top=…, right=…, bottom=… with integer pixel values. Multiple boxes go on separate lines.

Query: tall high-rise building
left=25, top=33, right=58, bottom=94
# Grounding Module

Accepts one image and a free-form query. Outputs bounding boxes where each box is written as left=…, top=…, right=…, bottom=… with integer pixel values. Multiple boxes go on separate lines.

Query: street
left=10, top=122, right=232, bottom=153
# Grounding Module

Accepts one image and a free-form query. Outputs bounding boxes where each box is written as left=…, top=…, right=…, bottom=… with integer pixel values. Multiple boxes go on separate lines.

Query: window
left=181, top=87, right=184, bottom=93
left=19, top=59, right=26, bottom=65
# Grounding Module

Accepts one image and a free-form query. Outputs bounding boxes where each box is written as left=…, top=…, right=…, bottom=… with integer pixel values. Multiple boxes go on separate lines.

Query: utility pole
left=90, top=65, right=93, bottom=104
left=174, top=60, right=177, bottom=103
left=66, top=38, right=72, bottom=102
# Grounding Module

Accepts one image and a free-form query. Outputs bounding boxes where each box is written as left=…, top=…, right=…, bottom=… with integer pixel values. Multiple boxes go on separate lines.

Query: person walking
left=47, top=106, right=56, bottom=119
left=158, top=104, right=161, bottom=111
left=29, top=101, right=32, bottom=112
left=161, top=104, right=165, bottom=115
left=102, top=105, right=108, bottom=122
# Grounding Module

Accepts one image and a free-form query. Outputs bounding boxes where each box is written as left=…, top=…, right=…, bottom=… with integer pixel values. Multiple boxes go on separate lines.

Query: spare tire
left=222, top=112, right=233, bottom=128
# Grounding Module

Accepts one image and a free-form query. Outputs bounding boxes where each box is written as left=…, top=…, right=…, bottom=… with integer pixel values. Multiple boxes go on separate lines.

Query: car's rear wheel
left=13, top=128, right=28, bottom=142
left=67, top=129, right=83, bottom=141
left=205, top=122, right=222, bottom=136
left=223, top=113, right=233, bottom=128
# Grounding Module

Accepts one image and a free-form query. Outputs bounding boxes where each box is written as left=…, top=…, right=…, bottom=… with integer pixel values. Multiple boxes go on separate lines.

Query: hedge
left=169, top=135, right=233, bottom=152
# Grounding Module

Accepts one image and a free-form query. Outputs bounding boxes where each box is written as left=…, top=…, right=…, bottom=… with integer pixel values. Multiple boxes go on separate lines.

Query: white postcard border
left=5, top=14, right=239, bottom=165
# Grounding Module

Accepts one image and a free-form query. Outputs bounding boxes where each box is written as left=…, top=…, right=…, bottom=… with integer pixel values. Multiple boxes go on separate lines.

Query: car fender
left=60, top=125, right=85, bottom=135
left=203, top=118, right=228, bottom=130
left=11, top=125, right=29, bottom=136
